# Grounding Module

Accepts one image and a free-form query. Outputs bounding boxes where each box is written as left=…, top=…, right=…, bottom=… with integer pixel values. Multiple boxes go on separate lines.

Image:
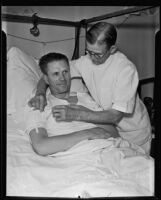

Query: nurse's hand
left=28, top=94, right=47, bottom=112
left=52, top=104, right=90, bottom=122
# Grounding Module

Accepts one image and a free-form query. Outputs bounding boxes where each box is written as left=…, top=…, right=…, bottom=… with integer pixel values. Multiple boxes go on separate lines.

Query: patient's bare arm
left=36, top=77, right=48, bottom=95
left=29, top=127, right=111, bottom=156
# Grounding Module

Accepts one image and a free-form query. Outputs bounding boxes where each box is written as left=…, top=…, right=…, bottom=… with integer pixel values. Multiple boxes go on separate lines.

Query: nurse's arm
left=53, top=105, right=124, bottom=126
left=78, top=108, right=124, bottom=125
left=28, top=78, right=48, bottom=111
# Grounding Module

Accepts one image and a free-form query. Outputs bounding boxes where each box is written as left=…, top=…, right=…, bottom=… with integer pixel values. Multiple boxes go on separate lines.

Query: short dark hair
left=86, top=22, right=117, bottom=49
left=39, top=52, right=69, bottom=75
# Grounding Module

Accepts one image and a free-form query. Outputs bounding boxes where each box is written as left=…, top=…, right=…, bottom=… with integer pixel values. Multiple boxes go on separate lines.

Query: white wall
left=2, top=6, right=122, bottom=59
left=116, top=14, right=159, bottom=98
left=2, top=21, right=75, bottom=60
left=2, top=6, right=159, bottom=98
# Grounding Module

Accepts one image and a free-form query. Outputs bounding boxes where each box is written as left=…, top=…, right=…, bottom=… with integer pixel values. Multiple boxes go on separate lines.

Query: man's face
left=45, top=60, right=71, bottom=95
left=86, top=42, right=111, bottom=65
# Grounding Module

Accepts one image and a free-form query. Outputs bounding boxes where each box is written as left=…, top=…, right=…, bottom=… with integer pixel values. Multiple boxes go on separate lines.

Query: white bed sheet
left=7, top=114, right=154, bottom=198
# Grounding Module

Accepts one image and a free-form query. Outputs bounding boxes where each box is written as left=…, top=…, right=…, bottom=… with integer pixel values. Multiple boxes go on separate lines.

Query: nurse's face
left=86, top=42, right=111, bottom=65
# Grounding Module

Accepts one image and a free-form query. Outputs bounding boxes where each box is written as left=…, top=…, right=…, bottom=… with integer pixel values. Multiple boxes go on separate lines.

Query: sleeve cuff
left=112, top=102, right=133, bottom=113
left=25, top=122, right=45, bottom=135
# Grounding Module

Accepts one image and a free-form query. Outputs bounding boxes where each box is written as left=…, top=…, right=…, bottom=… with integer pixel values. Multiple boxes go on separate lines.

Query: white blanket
left=7, top=115, right=154, bottom=197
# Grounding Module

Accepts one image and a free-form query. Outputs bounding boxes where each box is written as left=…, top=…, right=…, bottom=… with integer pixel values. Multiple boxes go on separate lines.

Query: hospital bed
left=3, top=6, right=160, bottom=198
left=6, top=46, right=154, bottom=198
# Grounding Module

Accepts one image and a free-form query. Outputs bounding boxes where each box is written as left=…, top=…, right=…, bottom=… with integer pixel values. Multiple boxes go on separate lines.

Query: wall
left=115, top=13, right=159, bottom=98
left=2, top=6, right=122, bottom=59
left=2, top=6, right=160, bottom=98
left=2, top=21, right=75, bottom=60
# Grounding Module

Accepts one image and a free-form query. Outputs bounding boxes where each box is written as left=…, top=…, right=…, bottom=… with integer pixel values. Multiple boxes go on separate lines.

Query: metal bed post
left=72, top=20, right=87, bottom=60
left=72, top=26, right=80, bottom=60
left=2, top=13, right=79, bottom=27
left=85, top=6, right=156, bottom=24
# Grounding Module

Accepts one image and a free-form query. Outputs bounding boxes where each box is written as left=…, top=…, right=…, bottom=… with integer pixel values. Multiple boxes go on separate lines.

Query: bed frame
left=2, top=6, right=160, bottom=199
left=2, top=6, right=156, bottom=59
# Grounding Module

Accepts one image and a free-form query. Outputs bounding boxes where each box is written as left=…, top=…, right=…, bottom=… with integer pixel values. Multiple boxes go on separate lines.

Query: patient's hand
left=88, top=127, right=111, bottom=140
left=95, top=124, right=119, bottom=138
left=28, top=94, right=47, bottom=112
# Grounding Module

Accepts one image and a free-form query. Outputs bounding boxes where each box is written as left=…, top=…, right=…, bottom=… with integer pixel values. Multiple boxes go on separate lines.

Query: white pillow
left=7, top=47, right=42, bottom=115
left=7, top=47, right=88, bottom=118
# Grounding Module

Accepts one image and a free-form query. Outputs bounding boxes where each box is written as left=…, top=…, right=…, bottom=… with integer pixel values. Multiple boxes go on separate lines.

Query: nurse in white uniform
left=29, top=22, right=152, bottom=154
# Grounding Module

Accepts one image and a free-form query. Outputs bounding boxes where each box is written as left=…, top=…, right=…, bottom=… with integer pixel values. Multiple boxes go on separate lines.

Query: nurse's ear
left=110, top=45, right=117, bottom=55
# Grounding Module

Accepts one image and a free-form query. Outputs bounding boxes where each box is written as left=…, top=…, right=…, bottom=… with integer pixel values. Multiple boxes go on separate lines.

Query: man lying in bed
left=25, top=52, right=118, bottom=156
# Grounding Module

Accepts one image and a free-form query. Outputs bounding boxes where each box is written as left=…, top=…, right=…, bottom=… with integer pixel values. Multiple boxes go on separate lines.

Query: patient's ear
left=44, top=75, right=49, bottom=84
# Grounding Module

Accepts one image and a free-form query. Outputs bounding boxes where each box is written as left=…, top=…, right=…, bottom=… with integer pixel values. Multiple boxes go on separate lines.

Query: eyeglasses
left=85, top=49, right=107, bottom=59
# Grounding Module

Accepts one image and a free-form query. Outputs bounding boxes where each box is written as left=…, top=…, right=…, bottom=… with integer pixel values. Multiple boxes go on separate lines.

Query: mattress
left=7, top=114, right=154, bottom=197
